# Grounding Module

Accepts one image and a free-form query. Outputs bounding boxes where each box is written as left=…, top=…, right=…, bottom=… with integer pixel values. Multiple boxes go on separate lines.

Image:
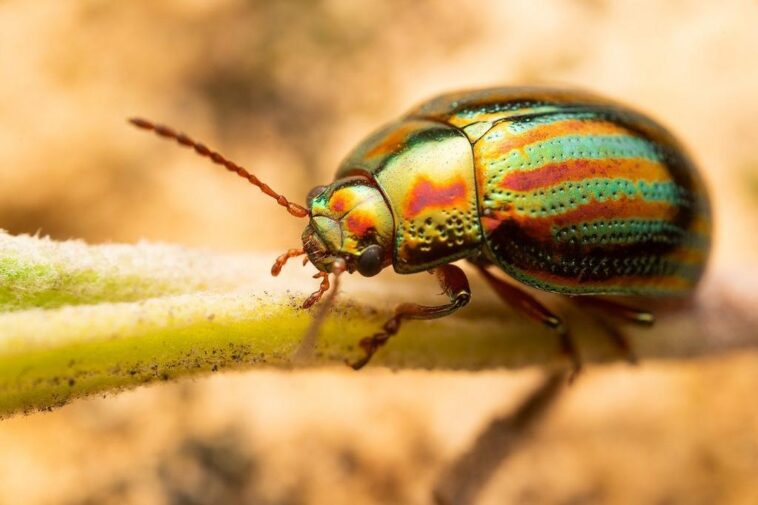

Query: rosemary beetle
left=130, top=86, right=711, bottom=374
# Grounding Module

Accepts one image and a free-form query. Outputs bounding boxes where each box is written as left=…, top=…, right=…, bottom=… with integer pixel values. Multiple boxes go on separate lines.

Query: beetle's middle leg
left=350, top=264, right=471, bottom=370
left=475, top=265, right=583, bottom=378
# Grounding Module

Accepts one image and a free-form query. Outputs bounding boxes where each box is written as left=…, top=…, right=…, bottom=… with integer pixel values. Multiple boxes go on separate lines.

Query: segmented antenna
left=128, top=118, right=308, bottom=218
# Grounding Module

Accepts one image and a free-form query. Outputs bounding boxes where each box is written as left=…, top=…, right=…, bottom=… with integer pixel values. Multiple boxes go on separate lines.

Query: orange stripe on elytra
left=488, top=197, right=678, bottom=241
left=483, top=118, right=630, bottom=156
left=499, top=158, right=670, bottom=191
left=363, top=122, right=419, bottom=160
left=404, top=176, right=468, bottom=219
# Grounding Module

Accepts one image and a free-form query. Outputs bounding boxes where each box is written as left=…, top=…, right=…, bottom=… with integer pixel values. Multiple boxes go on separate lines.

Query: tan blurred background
left=0, top=1, right=757, bottom=504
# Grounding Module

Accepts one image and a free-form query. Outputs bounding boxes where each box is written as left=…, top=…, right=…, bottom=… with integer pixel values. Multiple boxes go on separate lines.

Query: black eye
left=357, top=245, right=384, bottom=277
left=306, top=185, right=327, bottom=206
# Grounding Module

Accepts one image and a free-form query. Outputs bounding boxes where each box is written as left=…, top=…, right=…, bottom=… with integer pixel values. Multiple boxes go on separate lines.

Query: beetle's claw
left=348, top=335, right=382, bottom=370
left=348, top=354, right=371, bottom=370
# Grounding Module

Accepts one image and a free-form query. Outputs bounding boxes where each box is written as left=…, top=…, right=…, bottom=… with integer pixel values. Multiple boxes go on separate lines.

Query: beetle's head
left=127, top=117, right=394, bottom=312
left=302, top=177, right=394, bottom=277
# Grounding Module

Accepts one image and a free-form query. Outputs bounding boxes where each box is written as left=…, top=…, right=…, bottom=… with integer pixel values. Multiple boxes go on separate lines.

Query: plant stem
left=1, top=231, right=756, bottom=418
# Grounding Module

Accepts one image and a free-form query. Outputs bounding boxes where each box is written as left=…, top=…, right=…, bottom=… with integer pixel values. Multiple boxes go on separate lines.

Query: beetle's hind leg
left=475, top=266, right=582, bottom=379
left=349, top=264, right=471, bottom=370
left=572, top=297, right=655, bottom=365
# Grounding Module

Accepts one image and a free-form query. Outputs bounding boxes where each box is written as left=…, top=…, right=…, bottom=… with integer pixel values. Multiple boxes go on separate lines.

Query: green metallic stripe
left=452, top=100, right=607, bottom=122
left=504, top=110, right=602, bottom=134
left=551, top=218, right=709, bottom=248
left=454, top=103, right=560, bottom=120
left=484, top=178, right=687, bottom=217
left=500, top=107, right=669, bottom=139
left=482, top=134, right=661, bottom=174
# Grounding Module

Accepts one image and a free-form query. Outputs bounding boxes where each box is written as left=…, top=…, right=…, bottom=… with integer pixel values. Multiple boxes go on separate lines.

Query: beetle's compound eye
left=306, top=185, right=327, bottom=207
left=356, top=244, right=384, bottom=277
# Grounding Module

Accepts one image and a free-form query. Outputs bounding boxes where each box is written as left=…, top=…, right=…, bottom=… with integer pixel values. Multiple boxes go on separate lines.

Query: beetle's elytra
left=131, top=86, right=712, bottom=374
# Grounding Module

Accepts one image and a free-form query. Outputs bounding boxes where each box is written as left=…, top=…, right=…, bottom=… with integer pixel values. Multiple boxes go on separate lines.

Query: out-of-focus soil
left=0, top=1, right=756, bottom=503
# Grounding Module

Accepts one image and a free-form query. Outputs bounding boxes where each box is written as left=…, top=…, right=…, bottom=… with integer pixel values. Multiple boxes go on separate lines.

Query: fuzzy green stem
left=0, top=231, right=756, bottom=418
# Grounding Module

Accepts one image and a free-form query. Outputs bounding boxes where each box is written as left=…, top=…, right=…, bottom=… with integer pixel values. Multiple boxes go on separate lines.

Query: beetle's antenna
left=128, top=118, right=309, bottom=218
left=292, top=260, right=346, bottom=363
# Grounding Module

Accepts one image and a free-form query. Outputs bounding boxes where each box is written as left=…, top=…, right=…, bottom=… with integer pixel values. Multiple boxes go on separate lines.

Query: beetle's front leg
left=350, top=264, right=471, bottom=370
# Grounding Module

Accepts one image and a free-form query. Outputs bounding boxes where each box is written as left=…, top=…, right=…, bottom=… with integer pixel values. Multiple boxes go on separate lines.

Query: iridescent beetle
left=130, top=86, right=711, bottom=373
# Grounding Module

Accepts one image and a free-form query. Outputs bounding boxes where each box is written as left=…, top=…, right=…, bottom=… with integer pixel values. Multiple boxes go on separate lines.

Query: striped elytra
left=338, top=87, right=711, bottom=296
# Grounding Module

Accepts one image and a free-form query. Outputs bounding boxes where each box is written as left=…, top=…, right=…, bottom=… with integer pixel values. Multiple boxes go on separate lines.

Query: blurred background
left=0, top=1, right=756, bottom=504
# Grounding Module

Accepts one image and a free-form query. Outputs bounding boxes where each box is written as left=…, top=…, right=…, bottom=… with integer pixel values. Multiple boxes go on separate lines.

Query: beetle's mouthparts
left=302, top=224, right=330, bottom=272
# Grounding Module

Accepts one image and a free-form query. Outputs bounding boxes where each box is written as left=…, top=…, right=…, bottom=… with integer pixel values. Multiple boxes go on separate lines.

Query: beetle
left=130, top=86, right=711, bottom=374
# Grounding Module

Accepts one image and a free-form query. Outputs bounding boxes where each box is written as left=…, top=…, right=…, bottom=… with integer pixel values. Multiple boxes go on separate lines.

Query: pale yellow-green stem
left=0, top=231, right=756, bottom=418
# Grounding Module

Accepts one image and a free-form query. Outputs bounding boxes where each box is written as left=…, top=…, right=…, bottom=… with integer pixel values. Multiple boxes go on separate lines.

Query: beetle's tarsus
left=293, top=263, right=345, bottom=363
left=347, top=344, right=374, bottom=371
left=302, top=271, right=330, bottom=309
left=349, top=332, right=391, bottom=369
